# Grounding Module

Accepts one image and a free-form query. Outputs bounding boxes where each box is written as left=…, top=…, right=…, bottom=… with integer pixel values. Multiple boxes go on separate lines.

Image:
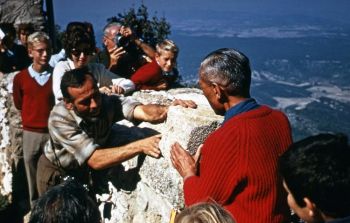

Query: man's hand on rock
left=134, top=134, right=162, bottom=158
left=171, top=99, right=197, bottom=109
left=170, top=142, right=197, bottom=180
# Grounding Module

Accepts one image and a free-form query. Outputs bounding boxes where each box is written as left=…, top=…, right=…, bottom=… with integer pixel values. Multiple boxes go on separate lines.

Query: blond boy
left=12, top=31, right=54, bottom=207
left=131, top=39, right=179, bottom=90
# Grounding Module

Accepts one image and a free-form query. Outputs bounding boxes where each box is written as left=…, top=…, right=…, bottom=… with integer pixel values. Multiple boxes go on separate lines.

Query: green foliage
left=107, top=4, right=171, bottom=47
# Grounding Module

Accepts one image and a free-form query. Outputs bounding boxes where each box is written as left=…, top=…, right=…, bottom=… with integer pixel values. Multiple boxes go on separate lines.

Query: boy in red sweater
left=131, top=39, right=179, bottom=90
left=13, top=31, right=54, bottom=207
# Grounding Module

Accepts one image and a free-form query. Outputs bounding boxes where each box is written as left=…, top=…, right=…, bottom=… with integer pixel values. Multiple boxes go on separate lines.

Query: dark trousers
left=36, top=154, right=62, bottom=197
left=36, top=154, right=92, bottom=196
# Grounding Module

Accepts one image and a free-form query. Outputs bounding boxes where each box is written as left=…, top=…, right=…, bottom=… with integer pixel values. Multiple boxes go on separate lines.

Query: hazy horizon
left=53, top=0, right=350, bottom=32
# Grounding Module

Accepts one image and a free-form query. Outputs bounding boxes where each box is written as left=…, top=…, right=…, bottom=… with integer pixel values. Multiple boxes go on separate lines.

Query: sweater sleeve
left=91, top=63, right=135, bottom=94
left=52, top=61, right=69, bottom=104
left=131, top=61, right=163, bottom=89
left=183, top=126, right=247, bottom=206
left=12, top=71, right=23, bottom=110
left=47, top=106, right=98, bottom=167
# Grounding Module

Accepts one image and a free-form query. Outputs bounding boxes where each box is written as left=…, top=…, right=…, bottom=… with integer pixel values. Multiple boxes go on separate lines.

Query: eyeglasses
left=71, top=48, right=94, bottom=57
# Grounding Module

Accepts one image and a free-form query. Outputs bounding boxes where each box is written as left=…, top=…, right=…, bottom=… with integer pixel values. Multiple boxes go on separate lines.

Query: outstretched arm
left=120, top=26, right=156, bottom=58
left=87, top=134, right=162, bottom=170
left=133, top=99, right=198, bottom=123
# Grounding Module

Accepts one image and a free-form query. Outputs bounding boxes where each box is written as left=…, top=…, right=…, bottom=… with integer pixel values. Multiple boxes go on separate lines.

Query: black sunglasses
left=71, top=48, right=94, bottom=57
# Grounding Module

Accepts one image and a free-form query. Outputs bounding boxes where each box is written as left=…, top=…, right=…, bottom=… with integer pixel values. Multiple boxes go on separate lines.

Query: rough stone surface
left=0, top=73, right=223, bottom=222
left=0, top=0, right=45, bottom=30
left=99, top=89, right=223, bottom=223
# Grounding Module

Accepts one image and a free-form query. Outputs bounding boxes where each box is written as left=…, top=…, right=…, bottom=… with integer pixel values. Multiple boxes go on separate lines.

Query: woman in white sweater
left=52, top=25, right=134, bottom=103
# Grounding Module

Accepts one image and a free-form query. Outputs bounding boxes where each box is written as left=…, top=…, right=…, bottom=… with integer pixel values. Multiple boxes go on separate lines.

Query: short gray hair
left=103, top=22, right=121, bottom=36
left=199, top=48, right=251, bottom=97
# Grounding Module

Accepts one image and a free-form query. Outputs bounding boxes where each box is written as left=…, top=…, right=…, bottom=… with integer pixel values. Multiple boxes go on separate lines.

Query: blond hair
left=175, top=202, right=236, bottom=223
left=156, top=39, right=179, bottom=57
left=27, top=31, right=50, bottom=49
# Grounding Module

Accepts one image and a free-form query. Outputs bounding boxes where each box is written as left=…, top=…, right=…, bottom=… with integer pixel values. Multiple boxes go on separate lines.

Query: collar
left=67, top=58, right=75, bottom=70
left=28, top=64, right=52, bottom=77
left=223, top=98, right=260, bottom=124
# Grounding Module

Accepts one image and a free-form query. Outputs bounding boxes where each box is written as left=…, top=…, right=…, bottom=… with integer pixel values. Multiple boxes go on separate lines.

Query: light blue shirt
left=49, top=49, right=66, bottom=67
left=28, top=64, right=52, bottom=86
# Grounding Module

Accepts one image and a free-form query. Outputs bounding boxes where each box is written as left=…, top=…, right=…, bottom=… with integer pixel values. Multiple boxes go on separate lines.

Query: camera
left=114, top=33, right=131, bottom=49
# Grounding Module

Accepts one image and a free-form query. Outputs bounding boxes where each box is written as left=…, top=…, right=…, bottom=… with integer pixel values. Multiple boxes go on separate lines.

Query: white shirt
left=28, top=64, right=52, bottom=86
left=49, top=49, right=66, bottom=67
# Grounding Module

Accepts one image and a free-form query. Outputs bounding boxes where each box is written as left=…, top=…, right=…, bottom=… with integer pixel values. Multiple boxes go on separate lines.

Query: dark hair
left=29, top=179, right=101, bottom=223
left=62, top=22, right=95, bottom=59
left=60, top=67, right=96, bottom=101
left=0, top=23, right=16, bottom=48
left=279, top=133, right=350, bottom=218
left=199, top=48, right=251, bottom=97
left=0, top=23, right=16, bottom=37
left=17, top=23, right=35, bottom=37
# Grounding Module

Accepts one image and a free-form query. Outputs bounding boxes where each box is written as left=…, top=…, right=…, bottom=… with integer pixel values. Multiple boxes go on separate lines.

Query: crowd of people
left=1, top=20, right=349, bottom=223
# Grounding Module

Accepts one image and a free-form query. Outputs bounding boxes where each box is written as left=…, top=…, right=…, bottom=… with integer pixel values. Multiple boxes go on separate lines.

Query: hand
left=154, top=80, right=168, bottom=90
left=99, top=86, right=112, bottom=95
left=170, top=142, right=196, bottom=179
left=133, top=104, right=168, bottom=123
left=120, top=26, right=134, bottom=39
left=171, top=99, right=197, bottom=109
left=133, top=134, right=162, bottom=158
left=111, top=85, right=125, bottom=95
left=108, top=46, right=125, bottom=67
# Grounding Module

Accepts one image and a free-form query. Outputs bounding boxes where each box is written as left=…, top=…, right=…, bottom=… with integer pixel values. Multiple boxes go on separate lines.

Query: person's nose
left=90, top=98, right=98, bottom=110
left=79, top=52, right=86, bottom=58
left=42, top=50, right=48, bottom=57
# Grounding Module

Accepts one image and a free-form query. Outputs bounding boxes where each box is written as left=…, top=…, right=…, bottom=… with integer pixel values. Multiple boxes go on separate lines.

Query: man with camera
left=91, top=22, right=155, bottom=79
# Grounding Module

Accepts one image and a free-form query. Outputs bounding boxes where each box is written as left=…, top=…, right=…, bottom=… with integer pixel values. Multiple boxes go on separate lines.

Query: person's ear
left=27, top=47, right=34, bottom=58
left=155, top=53, right=160, bottom=62
left=102, top=36, right=108, bottom=47
left=212, top=83, right=227, bottom=103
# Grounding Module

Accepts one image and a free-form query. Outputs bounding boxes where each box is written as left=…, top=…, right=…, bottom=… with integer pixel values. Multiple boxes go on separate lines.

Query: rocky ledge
left=0, top=73, right=223, bottom=223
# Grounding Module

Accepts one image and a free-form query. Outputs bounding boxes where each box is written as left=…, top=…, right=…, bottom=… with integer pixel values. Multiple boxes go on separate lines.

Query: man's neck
left=224, top=96, right=248, bottom=112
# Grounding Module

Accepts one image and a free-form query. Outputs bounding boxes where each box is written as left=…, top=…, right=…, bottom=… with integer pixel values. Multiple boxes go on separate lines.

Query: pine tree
left=107, top=4, right=171, bottom=47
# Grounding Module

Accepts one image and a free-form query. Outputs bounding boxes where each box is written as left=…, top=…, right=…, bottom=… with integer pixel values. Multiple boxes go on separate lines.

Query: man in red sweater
left=170, top=48, right=292, bottom=223
left=12, top=31, right=54, bottom=207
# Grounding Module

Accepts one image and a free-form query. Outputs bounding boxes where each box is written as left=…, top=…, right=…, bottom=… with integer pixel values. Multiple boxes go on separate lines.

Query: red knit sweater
left=12, top=69, right=54, bottom=133
left=184, top=106, right=292, bottom=223
left=131, top=60, right=164, bottom=90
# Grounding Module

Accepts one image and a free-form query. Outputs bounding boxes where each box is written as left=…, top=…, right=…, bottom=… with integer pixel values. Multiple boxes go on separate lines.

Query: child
left=279, top=133, right=350, bottom=223
left=12, top=31, right=54, bottom=207
left=131, top=39, right=179, bottom=90
left=174, top=202, right=236, bottom=223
